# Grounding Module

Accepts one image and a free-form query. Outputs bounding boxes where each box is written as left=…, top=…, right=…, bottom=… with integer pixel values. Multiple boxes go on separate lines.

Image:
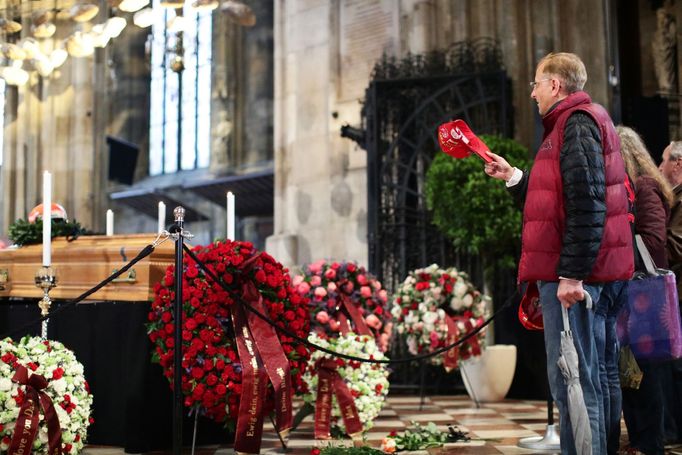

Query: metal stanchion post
left=517, top=396, right=560, bottom=451
left=170, top=206, right=193, bottom=455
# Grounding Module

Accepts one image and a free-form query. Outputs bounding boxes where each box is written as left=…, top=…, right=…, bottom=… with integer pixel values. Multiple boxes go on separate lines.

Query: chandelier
left=0, top=0, right=255, bottom=86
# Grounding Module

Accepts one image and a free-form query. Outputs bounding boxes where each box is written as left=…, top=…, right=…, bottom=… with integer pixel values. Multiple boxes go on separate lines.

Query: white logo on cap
left=450, top=126, right=470, bottom=144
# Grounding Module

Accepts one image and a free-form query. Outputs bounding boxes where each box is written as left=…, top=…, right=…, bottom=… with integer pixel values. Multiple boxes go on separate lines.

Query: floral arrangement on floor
left=303, top=333, right=389, bottom=435
left=390, top=264, right=491, bottom=367
left=293, top=260, right=392, bottom=352
left=0, top=336, right=93, bottom=454
left=314, top=447, right=384, bottom=455
left=147, top=240, right=311, bottom=428
left=380, top=422, right=470, bottom=453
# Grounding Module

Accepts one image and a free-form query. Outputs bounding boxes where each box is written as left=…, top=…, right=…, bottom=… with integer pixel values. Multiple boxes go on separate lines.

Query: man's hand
left=557, top=279, right=585, bottom=308
left=484, top=152, right=514, bottom=181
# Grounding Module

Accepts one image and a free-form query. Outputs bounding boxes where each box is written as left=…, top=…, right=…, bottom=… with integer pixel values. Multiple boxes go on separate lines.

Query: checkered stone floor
left=85, top=395, right=568, bottom=454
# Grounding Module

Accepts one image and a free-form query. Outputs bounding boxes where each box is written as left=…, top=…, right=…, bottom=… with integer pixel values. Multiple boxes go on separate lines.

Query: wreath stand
left=517, top=397, right=560, bottom=451
left=170, top=206, right=192, bottom=455
left=169, top=207, right=287, bottom=455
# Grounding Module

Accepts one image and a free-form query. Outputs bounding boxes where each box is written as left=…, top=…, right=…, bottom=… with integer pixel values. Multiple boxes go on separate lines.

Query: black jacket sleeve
left=556, top=112, right=607, bottom=279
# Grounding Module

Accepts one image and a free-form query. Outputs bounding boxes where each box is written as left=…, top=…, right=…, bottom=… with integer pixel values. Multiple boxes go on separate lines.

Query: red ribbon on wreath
left=8, top=364, right=62, bottom=455
left=243, top=281, right=293, bottom=438
left=337, top=293, right=372, bottom=337
left=313, top=358, right=363, bottom=442
left=232, top=303, right=268, bottom=455
left=443, top=315, right=482, bottom=372
left=231, top=254, right=294, bottom=454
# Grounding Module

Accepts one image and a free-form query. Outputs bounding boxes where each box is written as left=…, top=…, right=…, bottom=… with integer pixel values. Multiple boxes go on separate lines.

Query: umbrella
left=557, top=292, right=593, bottom=455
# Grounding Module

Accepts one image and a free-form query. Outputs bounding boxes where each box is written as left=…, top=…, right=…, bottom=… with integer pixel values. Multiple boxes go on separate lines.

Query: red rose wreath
left=147, top=240, right=311, bottom=449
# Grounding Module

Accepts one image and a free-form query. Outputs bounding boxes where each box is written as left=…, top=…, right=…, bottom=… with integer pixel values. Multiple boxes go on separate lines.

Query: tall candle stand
left=34, top=266, right=57, bottom=339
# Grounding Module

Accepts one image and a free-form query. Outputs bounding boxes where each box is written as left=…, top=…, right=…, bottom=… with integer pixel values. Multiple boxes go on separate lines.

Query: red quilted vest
left=518, top=91, right=634, bottom=283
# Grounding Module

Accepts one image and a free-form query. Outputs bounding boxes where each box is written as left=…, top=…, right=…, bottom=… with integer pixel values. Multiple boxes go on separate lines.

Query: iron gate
left=363, top=40, right=512, bottom=293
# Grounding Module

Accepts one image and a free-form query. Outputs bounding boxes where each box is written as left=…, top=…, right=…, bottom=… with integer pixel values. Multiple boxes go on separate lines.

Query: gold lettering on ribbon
left=318, top=378, right=331, bottom=422
left=344, top=405, right=355, bottom=419
left=242, top=327, right=256, bottom=356
left=276, top=367, right=288, bottom=413
left=246, top=371, right=260, bottom=437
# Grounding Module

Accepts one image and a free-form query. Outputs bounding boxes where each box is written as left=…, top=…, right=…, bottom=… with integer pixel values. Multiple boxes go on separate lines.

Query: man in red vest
left=485, top=52, right=633, bottom=454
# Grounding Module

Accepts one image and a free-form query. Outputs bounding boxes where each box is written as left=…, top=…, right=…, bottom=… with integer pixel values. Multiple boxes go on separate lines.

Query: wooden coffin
left=0, top=234, right=176, bottom=302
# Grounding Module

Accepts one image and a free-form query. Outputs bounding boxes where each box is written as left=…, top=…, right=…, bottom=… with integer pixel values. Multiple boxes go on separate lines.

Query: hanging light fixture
left=90, top=24, right=111, bottom=48
left=1, top=61, right=30, bottom=86
left=2, top=43, right=27, bottom=61
left=0, top=17, right=22, bottom=34
left=133, top=7, right=155, bottom=28
left=34, top=54, right=55, bottom=77
left=70, top=3, right=100, bottom=22
left=221, top=1, right=255, bottom=26
left=66, top=31, right=95, bottom=57
left=119, top=0, right=150, bottom=13
left=31, top=9, right=56, bottom=38
left=191, top=0, right=219, bottom=11
left=50, top=48, right=68, bottom=68
left=104, top=16, right=127, bottom=38
left=32, top=22, right=56, bottom=38
left=19, top=38, right=41, bottom=60
left=160, top=0, right=184, bottom=8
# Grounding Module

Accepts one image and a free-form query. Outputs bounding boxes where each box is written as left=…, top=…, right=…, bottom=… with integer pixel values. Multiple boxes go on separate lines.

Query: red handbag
left=519, top=281, right=544, bottom=330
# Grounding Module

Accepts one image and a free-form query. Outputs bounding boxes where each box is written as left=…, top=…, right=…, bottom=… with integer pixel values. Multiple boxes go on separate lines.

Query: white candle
left=158, top=201, right=166, bottom=233
left=106, top=209, right=114, bottom=236
left=42, top=171, right=51, bottom=267
left=226, top=191, right=235, bottom=240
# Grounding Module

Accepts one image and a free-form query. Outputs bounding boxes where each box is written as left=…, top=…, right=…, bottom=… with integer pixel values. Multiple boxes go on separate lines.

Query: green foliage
left=319, top=447, right=383, bottom=455
left=425, top=134, right=531, bottom=269
left=387, top=421, right=468, bottom=451
left=8, top=218, right=90, bottom=246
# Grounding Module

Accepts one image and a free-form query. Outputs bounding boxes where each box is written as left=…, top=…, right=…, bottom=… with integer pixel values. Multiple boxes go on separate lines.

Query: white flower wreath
left=391, top=264, right=491, bottom=367
left=0, top=336, right=93, bottom=454
left=302, top=333, right=389, bottom=434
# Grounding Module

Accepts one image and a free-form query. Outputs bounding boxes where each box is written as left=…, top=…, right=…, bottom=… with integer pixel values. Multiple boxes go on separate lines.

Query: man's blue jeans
left=539, top=281, right=605, bottom=455
left=594, top=280, right=627, bottom=455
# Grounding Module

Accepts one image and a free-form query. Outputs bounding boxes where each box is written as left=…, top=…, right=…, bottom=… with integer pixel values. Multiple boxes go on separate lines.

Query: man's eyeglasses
left=529, top=78, right=551, bottom=89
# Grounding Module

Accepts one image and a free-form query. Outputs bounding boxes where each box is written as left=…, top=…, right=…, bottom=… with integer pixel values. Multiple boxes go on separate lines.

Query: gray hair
left=538, top=52, right=587, bottom=93
left=670, top=141, right=682, bottom=160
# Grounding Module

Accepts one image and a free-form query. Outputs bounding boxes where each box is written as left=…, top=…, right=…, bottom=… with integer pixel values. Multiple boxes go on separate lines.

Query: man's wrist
left=559, top=276, right=583, bottom=284
left=505, top=168, right=523, bottom=187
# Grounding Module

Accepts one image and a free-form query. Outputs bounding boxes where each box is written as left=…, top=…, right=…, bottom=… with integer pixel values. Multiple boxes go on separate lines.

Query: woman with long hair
left=615, top=125, right=672, bottom=455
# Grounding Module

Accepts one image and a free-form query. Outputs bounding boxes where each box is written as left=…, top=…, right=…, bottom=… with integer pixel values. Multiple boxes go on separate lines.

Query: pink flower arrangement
left=294, top=260, right=393, bottom=351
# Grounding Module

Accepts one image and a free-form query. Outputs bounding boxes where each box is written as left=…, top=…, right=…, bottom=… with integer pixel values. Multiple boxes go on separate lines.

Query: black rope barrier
left=0, top=243, right=157, bottom=340
left=182, top=245, right=517, bottom=365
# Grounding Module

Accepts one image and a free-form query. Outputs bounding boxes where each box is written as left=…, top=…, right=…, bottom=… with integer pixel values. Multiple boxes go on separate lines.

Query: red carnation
left=52, top=367, right=65, bottom=380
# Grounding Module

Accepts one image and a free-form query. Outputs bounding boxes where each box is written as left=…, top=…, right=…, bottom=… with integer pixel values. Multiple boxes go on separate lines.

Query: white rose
left=51, top=378, right=67, bottom=394
left=0, top=378, right=12, bottom=392
left=454, top=281, right=468, bottom=298
left=5, top=397, right=17, bottom=410
left=450, top=297, right=464, bottom=311
left=422, top=312, right=438, bottom=325
left=463, top=294, right=473, bottom=308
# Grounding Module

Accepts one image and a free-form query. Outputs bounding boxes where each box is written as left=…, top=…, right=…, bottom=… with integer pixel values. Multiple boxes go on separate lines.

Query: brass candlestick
left=34, top=266, right=57, bottom=339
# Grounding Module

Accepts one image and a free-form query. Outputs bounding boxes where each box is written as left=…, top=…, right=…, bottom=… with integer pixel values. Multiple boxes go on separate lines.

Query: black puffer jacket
left=509, top=112, right=606, bottom=279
